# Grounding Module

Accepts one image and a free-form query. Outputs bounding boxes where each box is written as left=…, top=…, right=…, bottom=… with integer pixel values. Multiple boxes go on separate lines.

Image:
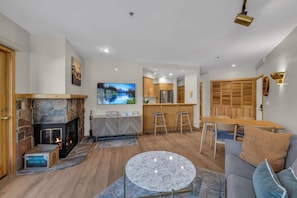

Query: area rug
left=95, top=137, right=138, bottom=149
left=96, top=167, right=225, bottom=198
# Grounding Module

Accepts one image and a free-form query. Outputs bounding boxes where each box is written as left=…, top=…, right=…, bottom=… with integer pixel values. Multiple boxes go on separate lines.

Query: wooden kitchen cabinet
left=158, top=83, right=173, bottom=90
left=143, top=77, right=155, bottom=97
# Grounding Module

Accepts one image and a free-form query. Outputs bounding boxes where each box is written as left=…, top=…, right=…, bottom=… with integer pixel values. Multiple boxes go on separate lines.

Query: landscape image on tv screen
left=97, top=83, right=136, bottom=104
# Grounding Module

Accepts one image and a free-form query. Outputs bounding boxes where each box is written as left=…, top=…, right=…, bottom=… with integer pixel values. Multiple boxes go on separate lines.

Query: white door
left=256, top=78, right=263, bottom=120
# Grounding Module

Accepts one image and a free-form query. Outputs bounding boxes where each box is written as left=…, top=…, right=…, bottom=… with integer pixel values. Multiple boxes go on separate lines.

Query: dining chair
left=235, top=116, right=255, bottom=140
left=251, top=126, right=275, bottom=132
left=212, top=122, right=237, bottom=158
left=200, top=115, right=231, bottom=154
left=209, top=115, right=231, bottom=146
left=235, top=125, right=276, bottom=142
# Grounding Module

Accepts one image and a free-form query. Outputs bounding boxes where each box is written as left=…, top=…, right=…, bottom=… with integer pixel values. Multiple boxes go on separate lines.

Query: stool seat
left=152, top=112, right=168, bottom=136
left=175, top=111, right=192, bottom=134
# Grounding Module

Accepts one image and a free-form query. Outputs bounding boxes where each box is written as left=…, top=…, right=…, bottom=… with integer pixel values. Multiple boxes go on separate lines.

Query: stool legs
left=162, top=114, right=168, bottom=135
left=186, top=113, right=193, bottom=133
left=153, top=113, right=167, bottom=136
left=175, top=112, right=192, bottom=134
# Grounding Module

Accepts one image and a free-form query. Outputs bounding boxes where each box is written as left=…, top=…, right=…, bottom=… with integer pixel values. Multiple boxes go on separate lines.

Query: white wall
left=256, top=26, right=297, bottom=134
left=200, top=73, right=210, bottom=117
left=0, top=13, right=31, bottom=93
left=208, top=66, right=256, bottom=80
left=65, top=40, right=84, bottom=94
left=184, top=69, right=200, bottom=127
left=83, top=59, right=143, bottom=133
left=30, top=35, right=66, bottom=93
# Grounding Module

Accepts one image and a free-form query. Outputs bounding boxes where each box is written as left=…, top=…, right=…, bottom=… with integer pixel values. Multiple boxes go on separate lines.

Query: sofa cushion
left=277, top=168, right=297, bottom=198
left=240, top=126, right=291, bottom=172
left=227, top=174, right=256, bottom=198
left=225, top=153, right=256, bottom=180
left=253, top=159, right=287, bottom=198
left=291, top=158, right=297, bottom=175
left=285, top=135, right=297, bottom=168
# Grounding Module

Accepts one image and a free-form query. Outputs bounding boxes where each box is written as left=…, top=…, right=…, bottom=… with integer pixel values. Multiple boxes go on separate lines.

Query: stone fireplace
left=16, top=94, right=87, bottom=170
left=34, top=118, right=79, bottom=158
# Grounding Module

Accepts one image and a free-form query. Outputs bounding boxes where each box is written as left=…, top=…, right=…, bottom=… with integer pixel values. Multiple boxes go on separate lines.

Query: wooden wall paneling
left=210, top=79, right=256, bottom=119
left=142, top=105, right=161, bottom=133
left=143, top=104, right=195, bottom=133
left=242, top=106, right=253, bottom=118
left=211, top=82, right=221, bottom=105
left=161, top=105, right=177, bottom=131
left=242, top=81, right=253, bottom=106
left=221, top=82, right=231, bottom=105
left=231, top=82, right=241, bottom=107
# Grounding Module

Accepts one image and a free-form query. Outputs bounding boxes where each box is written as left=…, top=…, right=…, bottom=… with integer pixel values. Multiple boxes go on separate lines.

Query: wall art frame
left=71, top=56, right=81, bottom=86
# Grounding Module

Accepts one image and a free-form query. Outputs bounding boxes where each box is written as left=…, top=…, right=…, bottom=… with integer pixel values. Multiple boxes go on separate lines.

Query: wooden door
left=0, top=50, right=8, bottom=179
left=200, top=82, right=202, bottom=118
left=177, top=86, right=184, bottom=103
left=0, top=45, right=16, bottom=179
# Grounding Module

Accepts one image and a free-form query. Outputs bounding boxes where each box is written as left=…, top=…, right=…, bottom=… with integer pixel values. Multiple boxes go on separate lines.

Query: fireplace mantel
left=16, top=94, right=88, bottom=99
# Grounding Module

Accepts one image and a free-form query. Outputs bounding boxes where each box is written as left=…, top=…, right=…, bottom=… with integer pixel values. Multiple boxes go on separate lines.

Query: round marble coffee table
left=125, top=151, right=196, bottom=197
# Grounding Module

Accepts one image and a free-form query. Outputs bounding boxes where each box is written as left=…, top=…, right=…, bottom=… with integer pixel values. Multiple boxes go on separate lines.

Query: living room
left=1, top=1, right=297, bottom=197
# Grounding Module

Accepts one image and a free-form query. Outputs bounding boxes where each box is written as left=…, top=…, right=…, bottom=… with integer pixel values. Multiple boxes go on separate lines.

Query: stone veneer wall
left=15, top=98, right=85, bottom=171
left=16, top=99, right=34, bottom=171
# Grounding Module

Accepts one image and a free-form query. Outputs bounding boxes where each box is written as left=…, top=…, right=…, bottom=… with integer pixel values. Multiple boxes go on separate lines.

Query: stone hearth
left=16, top=94, right=87, bottom=171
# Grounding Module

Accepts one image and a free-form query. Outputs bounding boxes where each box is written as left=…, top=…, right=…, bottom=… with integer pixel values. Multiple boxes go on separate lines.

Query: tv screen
left=97, top=83, right=136, bottom=104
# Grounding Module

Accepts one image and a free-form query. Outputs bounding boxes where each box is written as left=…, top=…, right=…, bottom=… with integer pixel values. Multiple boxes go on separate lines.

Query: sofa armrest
left=225, top=139, right=242, bottom=156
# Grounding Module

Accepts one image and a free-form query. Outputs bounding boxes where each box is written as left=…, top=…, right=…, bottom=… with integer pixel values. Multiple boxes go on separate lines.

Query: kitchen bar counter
left=143, top=103, right=196, bottom=133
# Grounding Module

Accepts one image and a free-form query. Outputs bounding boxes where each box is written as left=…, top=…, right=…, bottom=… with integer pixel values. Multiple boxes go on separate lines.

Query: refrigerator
left=160, top=90, right=174, bottom=103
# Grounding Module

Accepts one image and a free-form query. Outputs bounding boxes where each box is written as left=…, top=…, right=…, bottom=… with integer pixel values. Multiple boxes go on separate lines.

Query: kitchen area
left=142, top=68, right=198, bottom=134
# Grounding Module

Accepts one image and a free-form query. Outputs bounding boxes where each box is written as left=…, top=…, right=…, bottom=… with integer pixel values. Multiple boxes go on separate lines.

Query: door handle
left=0, top=116, right=10, bottom=120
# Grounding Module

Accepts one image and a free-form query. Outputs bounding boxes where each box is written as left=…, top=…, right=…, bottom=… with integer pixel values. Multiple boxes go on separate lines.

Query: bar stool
left=152, top=112, right=168, bottom=136
left=175, top=111, right=192, bottom=134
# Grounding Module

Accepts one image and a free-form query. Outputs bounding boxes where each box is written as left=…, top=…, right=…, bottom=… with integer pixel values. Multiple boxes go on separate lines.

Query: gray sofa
left=225, top=134, right=297, bottom=198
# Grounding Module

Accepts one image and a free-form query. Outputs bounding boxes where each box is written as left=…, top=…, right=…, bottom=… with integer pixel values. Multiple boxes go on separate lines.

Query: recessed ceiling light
left=99, top=47, right=112, bottom=54
left=169, top=73, right=173, bottom=76
left=153, top=72, right=157, bottom=75
left=232, top=64, right=236, bottom=67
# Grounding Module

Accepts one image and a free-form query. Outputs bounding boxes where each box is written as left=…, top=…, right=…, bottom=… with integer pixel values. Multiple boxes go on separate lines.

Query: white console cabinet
left=93, top=115, right=142, bottom=137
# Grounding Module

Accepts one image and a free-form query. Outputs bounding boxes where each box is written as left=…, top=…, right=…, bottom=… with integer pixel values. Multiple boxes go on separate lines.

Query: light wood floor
left=0, top=130, right=225, bottom=198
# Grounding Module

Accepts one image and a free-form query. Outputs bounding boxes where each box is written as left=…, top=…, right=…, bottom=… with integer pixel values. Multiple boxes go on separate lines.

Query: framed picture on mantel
left=71, top=56, right=81, bottom=86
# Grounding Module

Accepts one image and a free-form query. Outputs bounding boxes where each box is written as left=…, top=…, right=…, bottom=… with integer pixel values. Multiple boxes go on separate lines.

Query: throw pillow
left=253, top=159, right=287, bottom=198
left=277, top=167, right=297, bottom=198
left=240, top=126, right=291, bottom=172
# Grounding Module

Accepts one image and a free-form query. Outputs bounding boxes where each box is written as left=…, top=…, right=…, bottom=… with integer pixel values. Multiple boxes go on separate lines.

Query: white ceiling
left=1, top=0, right=297, bottom=74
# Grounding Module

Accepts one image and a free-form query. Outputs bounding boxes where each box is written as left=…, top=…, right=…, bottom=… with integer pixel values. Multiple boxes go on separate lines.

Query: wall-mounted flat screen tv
left=97, top=83, right=136, bottom=104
